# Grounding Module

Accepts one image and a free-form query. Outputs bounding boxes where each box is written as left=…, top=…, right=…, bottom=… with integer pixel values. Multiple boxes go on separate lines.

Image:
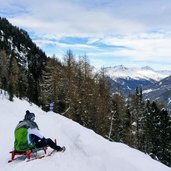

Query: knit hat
left=24, top=110, right=35, bottom=121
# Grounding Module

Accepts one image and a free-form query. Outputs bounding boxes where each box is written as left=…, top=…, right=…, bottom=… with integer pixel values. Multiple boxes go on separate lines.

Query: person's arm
left=27, top=128, right=44, bottom=144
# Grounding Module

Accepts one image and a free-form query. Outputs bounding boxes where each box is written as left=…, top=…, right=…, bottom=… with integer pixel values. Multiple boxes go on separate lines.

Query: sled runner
left=8, top=139, right=57, bottom=163
left=8, top=147, right=47, bottom=163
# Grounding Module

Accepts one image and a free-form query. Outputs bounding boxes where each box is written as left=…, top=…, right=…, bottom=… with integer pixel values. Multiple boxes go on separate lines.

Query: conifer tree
left=149, top=101, right=161, bottom=158
left=143, top=100, right=171, bottom=166
left=122, top=106, right=133, bottom=145
left=95, top=68, right=111, bottom=136
left=8, top=55, right=19, bottom=101
left=39, top=58, right=54, bottom=111
left=0, top=50, right=8, bottom=92
left=128, top=87, right=145, bottom=150
left=77, top=55, right=96, bottom=129
left=110, top=90, right=125, bottom=142
left=18, top=68, right=28, bottom=99
left=143, top=99, right=153, bottom=153
left=63, top=50, right=77, bottom=119
left=157, top=108, right=171, bottom=166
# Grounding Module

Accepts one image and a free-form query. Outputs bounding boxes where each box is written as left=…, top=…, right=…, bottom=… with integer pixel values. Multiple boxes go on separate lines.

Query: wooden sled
left=8, top=147, right=47, bottom=163
left=8, top=139, right=57, bottom=163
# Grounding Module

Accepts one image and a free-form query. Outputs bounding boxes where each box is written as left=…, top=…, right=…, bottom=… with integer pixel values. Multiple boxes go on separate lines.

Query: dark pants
left=30, top=134, right=62, bottom=151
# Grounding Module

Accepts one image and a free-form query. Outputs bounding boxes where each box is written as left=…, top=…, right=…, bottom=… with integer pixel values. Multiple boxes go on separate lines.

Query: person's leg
left=45, top=138, right=62, bottom=151
left=34, top=137, right=62, bottom=151
left=30, top=134, right=63, bottom=151
left=35, top=138, right=47, bottom=148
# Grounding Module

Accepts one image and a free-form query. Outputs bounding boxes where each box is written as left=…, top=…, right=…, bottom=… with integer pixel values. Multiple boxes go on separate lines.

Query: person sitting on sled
left=14, top=110, right=65, bottom=152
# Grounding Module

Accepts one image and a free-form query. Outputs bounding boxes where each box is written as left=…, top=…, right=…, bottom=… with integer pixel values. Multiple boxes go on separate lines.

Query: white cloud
left=35, top=39, right=96, bottom=50
left=7, top=0, right=145, bottom=38
left=101, top=33, right=171, bottom=62
left=2, top=0, right=171, bottom=70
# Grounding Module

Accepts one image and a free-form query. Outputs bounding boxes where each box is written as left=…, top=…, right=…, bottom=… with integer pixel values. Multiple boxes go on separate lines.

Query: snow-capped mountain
left=0, top=94, right=170, bottom=171
left=105, top=65, right=171, bottom=95
left=105, top=65, right=171, bottom=81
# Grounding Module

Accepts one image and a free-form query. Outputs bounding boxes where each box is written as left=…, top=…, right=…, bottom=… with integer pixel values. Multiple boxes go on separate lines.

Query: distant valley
left=105, top=65, right=171, bottom=112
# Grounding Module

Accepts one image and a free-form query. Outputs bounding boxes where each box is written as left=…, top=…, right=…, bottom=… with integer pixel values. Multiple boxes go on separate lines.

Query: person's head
left=24, top=110, right=35, bottom=121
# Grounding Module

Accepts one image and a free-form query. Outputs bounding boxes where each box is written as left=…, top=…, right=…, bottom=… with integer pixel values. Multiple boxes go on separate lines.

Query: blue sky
left=1, top=0, right=171, bottom=70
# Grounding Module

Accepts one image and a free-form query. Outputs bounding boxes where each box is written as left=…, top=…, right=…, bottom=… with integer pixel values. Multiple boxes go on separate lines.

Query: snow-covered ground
left=0, top=94, right=170, bottom=171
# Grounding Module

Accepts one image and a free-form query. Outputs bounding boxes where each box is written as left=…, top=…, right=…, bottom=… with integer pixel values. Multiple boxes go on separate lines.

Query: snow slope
left=0, top=94, right=170, bottom=171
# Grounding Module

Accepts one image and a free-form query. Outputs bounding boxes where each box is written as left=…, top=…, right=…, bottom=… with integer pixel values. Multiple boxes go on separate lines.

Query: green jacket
left=14, top=120, right=39, bottom=152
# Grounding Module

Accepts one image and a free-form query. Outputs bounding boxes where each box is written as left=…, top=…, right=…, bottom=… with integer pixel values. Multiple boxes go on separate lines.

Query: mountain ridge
left=105, top=65, right=171, bottom=96
left=105, top=65, right=171, bottom=81
left=143, top=75, right=171, bottom=112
